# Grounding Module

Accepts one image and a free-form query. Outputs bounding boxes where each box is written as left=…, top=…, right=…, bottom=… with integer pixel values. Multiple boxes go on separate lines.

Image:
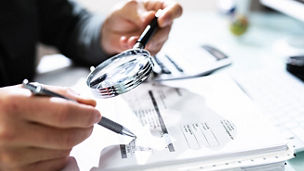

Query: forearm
left=62, top=11, right=109, bottom=66
left=38, top=0, right=109, bottom=66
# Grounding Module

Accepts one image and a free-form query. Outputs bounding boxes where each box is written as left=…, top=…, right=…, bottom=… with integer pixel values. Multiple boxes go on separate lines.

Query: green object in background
left=230, top=15, right=249, bottom=36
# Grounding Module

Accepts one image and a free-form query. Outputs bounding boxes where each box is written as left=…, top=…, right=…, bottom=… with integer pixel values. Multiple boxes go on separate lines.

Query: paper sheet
left=64, top=74, right=292, bottom=171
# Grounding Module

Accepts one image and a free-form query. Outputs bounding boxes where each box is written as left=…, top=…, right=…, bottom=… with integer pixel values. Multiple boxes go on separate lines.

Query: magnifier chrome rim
left=94, top=59, right=151, bottom=90
left=90, top=64, right=152, bottom=92
left=91, top=66, right=152, bottom=96
left=90, top=65, right=153, bottom=98
left=95, top=64, right=151, bottom=92
left=93, top=70, right=152, bottom=96
left=86, top=48, right=153, bottom=98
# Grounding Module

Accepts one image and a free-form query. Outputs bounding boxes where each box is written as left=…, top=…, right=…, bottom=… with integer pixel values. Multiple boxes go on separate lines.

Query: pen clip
left=23, top=79, right=76, bottom=102
left=22, top=79, right=44, bottom=95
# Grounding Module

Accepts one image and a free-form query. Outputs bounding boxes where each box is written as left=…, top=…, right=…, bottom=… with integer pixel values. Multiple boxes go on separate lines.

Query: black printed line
left=120, top=145, right=127, bottom=159
left=148, top=90, right=175, bottom=152
left=164, top=54, right=184, bottom=73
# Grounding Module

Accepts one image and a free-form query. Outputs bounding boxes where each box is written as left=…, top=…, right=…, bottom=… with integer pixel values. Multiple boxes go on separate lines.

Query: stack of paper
left=65, top=73, right=293, bottom=171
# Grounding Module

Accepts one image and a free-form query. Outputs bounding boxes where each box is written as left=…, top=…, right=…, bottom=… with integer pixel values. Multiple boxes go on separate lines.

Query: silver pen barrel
left=98, top=117, right=136, bottom=138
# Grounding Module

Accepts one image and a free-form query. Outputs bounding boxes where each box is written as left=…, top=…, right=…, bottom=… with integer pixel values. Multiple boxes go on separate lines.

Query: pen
left=22, top=79, right=136, bottom=138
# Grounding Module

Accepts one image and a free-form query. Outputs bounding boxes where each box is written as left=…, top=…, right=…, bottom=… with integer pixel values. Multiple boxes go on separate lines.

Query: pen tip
left=122, top=128, right=137, bottom=138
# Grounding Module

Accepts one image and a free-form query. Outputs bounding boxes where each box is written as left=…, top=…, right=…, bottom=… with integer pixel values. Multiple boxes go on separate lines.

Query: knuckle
left=54, top=149, right=72, bottom=159
left=126, top=0, right=138, bottom=6
left=84, top=109, right=98, bottom=127
left=0, top=125, right=16, bottom=146
left=56, top=105, right=73, bottom=125
left=0, top=151, right=19, bottom=167
left=62, top=127, right=93, bottom=148
left=175, top=3, right=183, bottom=15
left=0, top=96, right=19, bottom=115
left=166, top=12, right=173, bottom=21
left=62, top=149, right=72, bottom=156
left=87, top=127, right=94, bottom=138
left=80, top=127, right=93, bottom=143
left=62, top=133, right=77, bottom=148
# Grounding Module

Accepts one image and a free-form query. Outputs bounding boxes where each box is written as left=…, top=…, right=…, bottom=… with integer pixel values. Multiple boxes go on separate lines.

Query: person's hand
left=0, top=84, right=101, bottom=171
left=101, top=0, right=183, bottom=56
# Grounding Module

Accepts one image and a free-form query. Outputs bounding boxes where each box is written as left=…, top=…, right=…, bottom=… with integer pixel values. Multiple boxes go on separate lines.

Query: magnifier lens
left=87, top=49, right=152, bottom=97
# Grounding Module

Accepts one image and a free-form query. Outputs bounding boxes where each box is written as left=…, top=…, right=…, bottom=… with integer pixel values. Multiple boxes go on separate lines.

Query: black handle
left=134, top=16, right=159, bottom=49
left=98, top=116, right=123, bottom=134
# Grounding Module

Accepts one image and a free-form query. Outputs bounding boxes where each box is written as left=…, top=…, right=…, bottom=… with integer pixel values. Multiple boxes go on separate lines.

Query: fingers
left=41, top=85, right=97, bottom=107
left=5, top=89, right=101, bottom=128
left=102, top=31, right=128, bottom=54
left=59, top=88, right=97, bottom=107
left=143, top=0, right=183, bottom=27
left=158, top=1, right=183, bottom=28
left=27, top=98, right=100, bottom=128
left=21, top=157, right=69, bottom=171
left=120, top=0, right=146, bottom=27
left=144, top=0, right=164, bottom=11
left=101, top=4, right=151, bottom=55
left=146, top=24, right=171, bottom=55
left=122, top=23, right=171, bottom=55
left=142, top=10, right=156, bottom=28
left=101, top=0, right=182, bottom=55
left=120, top=0, right=182, bottom=54
left=123, top=25, right=170, bottom=55
left=120, top=36, right=138, bottom=49
left=0, top=147, right=71, bottom=168
left=0, top=85, right=95, bottom=171
left=118, top=10, right=154, bottom=50
left=10, top=122, right=93, bottom=149
left=0, top=86, right=97, bottom=148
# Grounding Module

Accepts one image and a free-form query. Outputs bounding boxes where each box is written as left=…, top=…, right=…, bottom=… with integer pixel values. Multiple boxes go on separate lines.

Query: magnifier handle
left=134, top=15, right=159, bottom=49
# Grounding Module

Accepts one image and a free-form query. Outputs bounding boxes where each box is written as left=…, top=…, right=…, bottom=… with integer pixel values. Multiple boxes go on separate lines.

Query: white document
left=65, top=74, right=293, bottom=171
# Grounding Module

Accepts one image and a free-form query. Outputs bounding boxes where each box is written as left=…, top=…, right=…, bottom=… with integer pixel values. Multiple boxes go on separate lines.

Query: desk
left=35, top=11, right=304, bottom=170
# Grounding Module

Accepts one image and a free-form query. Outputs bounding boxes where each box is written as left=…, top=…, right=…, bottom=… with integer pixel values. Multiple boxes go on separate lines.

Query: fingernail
left=155, top=9, right=165, bottom=18
left=163, top=20, right=172, bottom=27
left=94, top=110, right=101, bottom=123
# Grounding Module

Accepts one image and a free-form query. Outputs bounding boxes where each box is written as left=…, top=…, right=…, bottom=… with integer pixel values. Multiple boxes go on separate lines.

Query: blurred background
left=75, top=0, right=264, bottom=13
left=38, top=0, right=264, bottom=58
left=77, top=0, right=218, bottom=13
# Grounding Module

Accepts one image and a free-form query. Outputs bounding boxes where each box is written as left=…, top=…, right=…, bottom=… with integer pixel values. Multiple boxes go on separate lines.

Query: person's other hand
left=0, top=85, right=101, bottom=171
left=101, top=0, right=183, bottom=56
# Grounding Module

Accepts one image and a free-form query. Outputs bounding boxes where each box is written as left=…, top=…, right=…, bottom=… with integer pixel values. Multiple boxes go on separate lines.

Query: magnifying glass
left=87, top=11, right=161, bottom=98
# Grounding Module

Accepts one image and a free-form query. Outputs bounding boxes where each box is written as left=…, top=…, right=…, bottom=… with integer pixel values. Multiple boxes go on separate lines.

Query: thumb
left=141, top=10, right=156, bottom=28
left=66, top=88, right=97, bottom=107
left=23, top=82, right=97, bottom=107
